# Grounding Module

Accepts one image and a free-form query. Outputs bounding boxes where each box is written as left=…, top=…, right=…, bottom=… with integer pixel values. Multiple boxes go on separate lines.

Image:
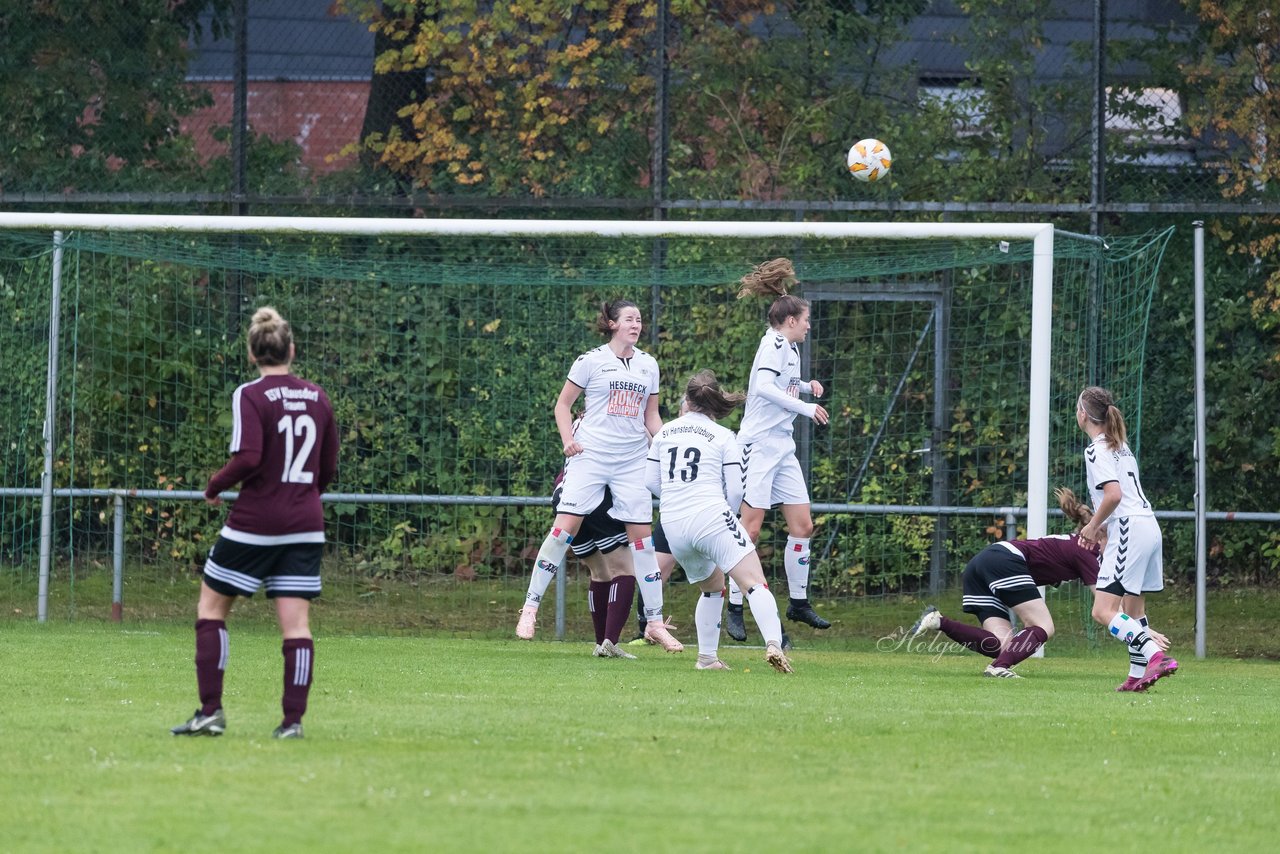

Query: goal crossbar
left=0, top=211, right=1052, bottom=243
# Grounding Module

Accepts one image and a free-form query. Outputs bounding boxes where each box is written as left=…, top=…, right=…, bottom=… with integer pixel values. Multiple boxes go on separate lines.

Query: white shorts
left=1097, top=514, right=1163, bottom=595
left=557, top=447, right=652, bottom=525
left=662, top=508, right=756, bottom=584
left=740, top=432, right=809, bottom=509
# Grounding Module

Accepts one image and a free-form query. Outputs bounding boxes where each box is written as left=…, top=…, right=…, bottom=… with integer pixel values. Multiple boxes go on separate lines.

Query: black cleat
left=781, top=631, right=792, bottom=651
left=724, top=603, right=748, bottom=642
left=171, top=708, right=225, bottom=736
left=786, top=599, right=831, bottom=629
left=272, top=722, right=304, bottom=739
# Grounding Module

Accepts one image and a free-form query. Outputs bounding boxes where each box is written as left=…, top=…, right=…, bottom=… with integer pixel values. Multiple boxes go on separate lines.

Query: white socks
left=524, top=527, right=572, bottom=607
left=1128, top=615, right=1154, bottom=677
left=630, top=536, right=664, bottom=621
left=1108, top=612, right=1161, bottom=665
left=732, top=538, right=811, bottom=601
left=784, top=536, right=811, bottom=600
left=695, top=591, right=723, bottom=657
left=744, top=583, right=783, bottom=647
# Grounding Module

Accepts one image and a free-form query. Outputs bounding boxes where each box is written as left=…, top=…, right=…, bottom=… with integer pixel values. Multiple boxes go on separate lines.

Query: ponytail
left=736, top=258, right=795, bottom=300
left=736, top=258, right=809, bottom=329
left=1078, top=386, right=1128, bottom=449
left=1054, top=486, right=1093, bottom=530
left=684, top=369, right=746, bottom=421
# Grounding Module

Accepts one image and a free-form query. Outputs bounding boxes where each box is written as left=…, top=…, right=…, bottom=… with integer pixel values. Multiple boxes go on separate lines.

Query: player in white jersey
left=515, top=299, right=681, bottom=652
left=646, top=370, right=793, bottom=673
left=1076, top=386, right=1177, bottom=691
left=550, top=414, right=676, bottom=659
left=725, top=258, right=831, bottom=642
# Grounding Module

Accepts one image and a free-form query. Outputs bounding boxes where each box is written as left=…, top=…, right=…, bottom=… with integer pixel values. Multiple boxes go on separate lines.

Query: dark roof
left=186, top=0, right=1191, bottom=84
left=187, top=0, right=372, bottom=81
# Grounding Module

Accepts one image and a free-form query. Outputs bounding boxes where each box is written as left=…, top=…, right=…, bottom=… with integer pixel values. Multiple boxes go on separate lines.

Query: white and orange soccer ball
left=847, top=138, right=892, bottom=182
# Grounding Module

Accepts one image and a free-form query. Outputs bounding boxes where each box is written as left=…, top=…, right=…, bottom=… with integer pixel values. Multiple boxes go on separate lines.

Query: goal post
left=0, top=213, right=1168, bottom=630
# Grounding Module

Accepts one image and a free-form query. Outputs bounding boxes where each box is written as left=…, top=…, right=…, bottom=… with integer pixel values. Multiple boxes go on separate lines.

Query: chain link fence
left=0, top=0, right=1266, bottom=215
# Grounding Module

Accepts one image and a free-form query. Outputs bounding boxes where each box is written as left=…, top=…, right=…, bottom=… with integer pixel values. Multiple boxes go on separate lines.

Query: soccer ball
left=847, top=138, right=892, bottom=182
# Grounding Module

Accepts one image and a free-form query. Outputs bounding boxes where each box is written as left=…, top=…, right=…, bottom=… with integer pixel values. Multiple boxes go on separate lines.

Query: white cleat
left=644, top=619, right=684, bottom=653
left=599, top=639, right=637, bottom=660
left=908, top=605, right=941, bottom=639
left=984, top=664, right=1022, bottom=679
left=515, top=606, right=538, bottom=640
left=695, top=655, right=731, bottom=671
left=765, top=640, right=794, bottom=673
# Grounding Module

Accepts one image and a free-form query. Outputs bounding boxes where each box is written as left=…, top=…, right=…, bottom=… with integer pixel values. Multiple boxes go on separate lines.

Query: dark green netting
left=0, top=225, right=1171, bottom=624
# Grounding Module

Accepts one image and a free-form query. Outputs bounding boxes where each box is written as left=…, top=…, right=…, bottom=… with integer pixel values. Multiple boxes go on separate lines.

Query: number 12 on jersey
left=278, top=414, right=317, bottom=484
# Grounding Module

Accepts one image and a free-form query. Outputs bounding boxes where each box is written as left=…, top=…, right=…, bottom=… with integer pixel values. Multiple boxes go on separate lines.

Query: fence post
left=112, top=493, right=125, bottom=622
left=1193, top=221, right=1207, bottom=659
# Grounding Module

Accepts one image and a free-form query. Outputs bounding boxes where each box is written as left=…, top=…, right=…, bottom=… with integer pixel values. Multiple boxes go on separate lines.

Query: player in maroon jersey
left=171, top=307, right=338, bottom=740
left=907, top=488, right=1105, bottom=678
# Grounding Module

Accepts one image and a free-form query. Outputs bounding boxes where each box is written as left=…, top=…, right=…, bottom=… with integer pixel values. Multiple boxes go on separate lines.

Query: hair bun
left=252, top=306, right=283, bottom=329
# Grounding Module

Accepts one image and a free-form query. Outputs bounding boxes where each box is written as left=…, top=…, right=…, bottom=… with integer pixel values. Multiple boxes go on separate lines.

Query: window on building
left=1106, top=87, right=1194, bottom=167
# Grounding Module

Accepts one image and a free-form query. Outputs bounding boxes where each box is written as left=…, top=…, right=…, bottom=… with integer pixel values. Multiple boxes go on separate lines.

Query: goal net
left=0, top=215, right=1171, bottom=633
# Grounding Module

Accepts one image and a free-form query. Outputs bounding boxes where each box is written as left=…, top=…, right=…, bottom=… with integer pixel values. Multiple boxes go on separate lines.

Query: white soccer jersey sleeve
left=645, top=453, right=663, bottom=498
left=738, top=328, right=816, bottom=441
left=1084, top=436, right=1154, bottom=519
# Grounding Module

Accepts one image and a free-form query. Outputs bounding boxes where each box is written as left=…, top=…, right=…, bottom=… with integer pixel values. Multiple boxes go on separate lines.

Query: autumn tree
left=339, top=1, right=1112, bottom=204
left=1174, top=0, right=1280, bottom=333
left=337, top=0, right=666, bottom=196
left=0, top=0, right=230, bottom=192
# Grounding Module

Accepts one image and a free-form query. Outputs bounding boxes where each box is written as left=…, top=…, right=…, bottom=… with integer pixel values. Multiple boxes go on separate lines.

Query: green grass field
left=3, top=618, right=1278, bottom=853
left=10, top=567, right=1280, bottom=657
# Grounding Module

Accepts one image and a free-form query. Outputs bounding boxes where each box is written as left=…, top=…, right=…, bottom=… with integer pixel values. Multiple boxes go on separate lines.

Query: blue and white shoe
left=908, top=605, right=941, bottom=639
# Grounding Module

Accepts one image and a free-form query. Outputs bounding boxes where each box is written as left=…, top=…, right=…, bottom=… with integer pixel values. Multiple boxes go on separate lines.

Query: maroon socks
left=588, top=580, right=609, bottom=644
left=194, top=619, right=228, bottom=715
left=281, top=638, right=314, bottom=728
left=991, top=626, right=1048, bottom=669
left=194, top=621, right=314, bottom=728
left=938, top=616, right=1003, bottom=658
left=604, top=576, right=637, bottom=644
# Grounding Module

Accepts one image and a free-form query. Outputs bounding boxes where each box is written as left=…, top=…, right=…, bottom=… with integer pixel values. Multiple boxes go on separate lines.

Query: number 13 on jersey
left=666, top=446, right=701, bottom=482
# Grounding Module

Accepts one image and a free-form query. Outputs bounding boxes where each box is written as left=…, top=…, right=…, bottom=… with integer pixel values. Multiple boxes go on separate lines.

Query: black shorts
left=203, top=536, right=323, bottom=599
left=652, top=520, right=671, bottom=555
left=960, top=543, right=1041, bottom=622
left=553, top=484, right=627, bottom=559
